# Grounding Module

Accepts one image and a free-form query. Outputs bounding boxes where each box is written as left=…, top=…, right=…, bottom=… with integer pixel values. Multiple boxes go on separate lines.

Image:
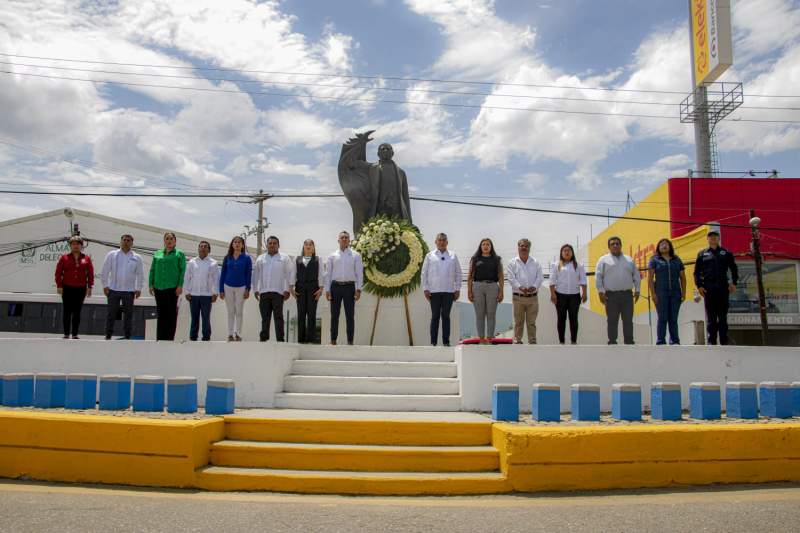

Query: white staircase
left=274, top=345, right=461, bottom=411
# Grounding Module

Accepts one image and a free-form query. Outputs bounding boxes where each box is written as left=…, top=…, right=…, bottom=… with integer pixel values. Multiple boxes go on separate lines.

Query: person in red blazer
left=55, top=236, right=94, bottom=339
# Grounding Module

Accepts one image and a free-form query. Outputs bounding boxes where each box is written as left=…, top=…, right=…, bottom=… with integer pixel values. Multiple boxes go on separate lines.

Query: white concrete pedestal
left=320, top=289, right=459, bottom=346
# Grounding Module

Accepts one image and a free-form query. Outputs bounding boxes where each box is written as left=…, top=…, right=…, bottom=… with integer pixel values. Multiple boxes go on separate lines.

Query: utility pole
left=256, top=189, right=266, bottom=256
left=749, top=209, right=769, bottom=346
left=238, top=189, right=271, bottom=256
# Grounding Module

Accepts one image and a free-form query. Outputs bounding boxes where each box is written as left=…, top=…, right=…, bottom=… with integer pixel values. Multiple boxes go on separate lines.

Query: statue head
left=377, top=143, right=394, bottom=162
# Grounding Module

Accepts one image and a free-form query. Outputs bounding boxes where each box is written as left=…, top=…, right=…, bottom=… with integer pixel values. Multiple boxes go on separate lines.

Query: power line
left=3, top=52, right=800, bottom=99
left=0, top=70, right=680, bottom=120
left=408, top=195, right=800, bottom=233
left=6, top=70, right=800, bottom=124
left=9, top=60, right=800, bottom=112
left=0, top=187, right=797, bottom=233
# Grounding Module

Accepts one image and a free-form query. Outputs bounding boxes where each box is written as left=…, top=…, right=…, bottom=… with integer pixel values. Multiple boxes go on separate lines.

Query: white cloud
left=361, top=83, right=466, bottom=168
left=516, top=172, right=547, bottom=190
left=262, top=108, right=343, bottom=149
left=405, top=0, right=534, bottom=79
left=614, top=153, right=691, bottom=182
left=733, top=0, right=800, bottom=62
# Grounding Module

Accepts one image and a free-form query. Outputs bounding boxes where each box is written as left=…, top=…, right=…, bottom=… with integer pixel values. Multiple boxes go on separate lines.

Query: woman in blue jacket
left=648, top=238, right=686, bottom=345
left=219, top=236, right=252, bottom=341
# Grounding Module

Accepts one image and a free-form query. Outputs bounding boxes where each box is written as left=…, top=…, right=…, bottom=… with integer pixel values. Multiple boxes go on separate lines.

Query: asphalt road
left=1, top=480, right=799, bottom=532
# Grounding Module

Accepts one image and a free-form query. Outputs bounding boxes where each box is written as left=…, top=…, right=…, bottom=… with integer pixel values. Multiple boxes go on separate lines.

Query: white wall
left=0, top=339, right=298, bottom=407
left=320, top=288, right=460, bottom=347
left=457, top=344, right=800, bottom=412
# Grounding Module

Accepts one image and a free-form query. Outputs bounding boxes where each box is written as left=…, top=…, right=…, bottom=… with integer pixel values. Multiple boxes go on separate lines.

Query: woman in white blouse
left=549, top=244, right=587, bottom=344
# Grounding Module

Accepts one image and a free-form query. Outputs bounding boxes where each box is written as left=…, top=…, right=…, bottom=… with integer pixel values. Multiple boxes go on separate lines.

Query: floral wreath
left=352, top=216, right=429, bottom=298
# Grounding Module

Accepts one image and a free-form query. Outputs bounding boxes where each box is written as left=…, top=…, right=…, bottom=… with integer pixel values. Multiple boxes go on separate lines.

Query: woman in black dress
left=292, top=239, right=323, bottom=343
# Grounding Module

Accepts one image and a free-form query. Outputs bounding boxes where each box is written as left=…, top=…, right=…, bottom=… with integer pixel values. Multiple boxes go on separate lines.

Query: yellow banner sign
left=691, top=0, right=733, bottom=86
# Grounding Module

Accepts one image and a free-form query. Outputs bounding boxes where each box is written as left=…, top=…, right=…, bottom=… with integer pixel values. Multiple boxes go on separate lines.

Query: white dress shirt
left=421, top=249, right=462, bottom=293
left=595, top=253, right=642, bottom=293
left=183, top=256, right=220, bottom=297
left=100, top=249, right=144, bottom=292
left=252, top=252, right=294, bottom=294
left=549, top=261, right=587, bottom=295
left=324, top=248, right=364, bottom=292
left=506, top=256, right=543, bottom=293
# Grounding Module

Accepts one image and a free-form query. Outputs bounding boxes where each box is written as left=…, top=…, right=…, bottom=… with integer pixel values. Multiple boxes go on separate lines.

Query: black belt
left=513, top=293, right=535, bottom=297
left=332, top=281, right=355, bottom=286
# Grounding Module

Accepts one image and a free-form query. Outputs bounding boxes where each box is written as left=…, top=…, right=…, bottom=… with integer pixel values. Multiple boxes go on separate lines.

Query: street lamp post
left=749, top=210, right=769, bottom=346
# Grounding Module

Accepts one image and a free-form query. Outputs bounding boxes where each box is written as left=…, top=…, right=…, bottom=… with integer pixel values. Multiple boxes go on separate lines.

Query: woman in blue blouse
left=647, top=238, right=686, bottom=345
left=219, top=236, right=252, bottom=341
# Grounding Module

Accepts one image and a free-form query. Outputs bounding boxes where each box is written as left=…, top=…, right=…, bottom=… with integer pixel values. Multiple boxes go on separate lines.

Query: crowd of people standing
left=54, top=229, right=738, bottom=346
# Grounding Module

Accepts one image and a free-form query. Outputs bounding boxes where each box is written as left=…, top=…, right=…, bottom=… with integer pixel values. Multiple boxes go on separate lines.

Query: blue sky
left=1, top=0, right=799, bottom=265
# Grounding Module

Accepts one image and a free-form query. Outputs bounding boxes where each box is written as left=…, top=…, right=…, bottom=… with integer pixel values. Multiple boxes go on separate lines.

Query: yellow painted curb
left=195, top=467, right=511, bottom=495
left=492, top=422, right=800, bottom=492
left=223, top=416, right=493, bottom=446
left=0, top=411, right=224, bottom=488
left=211, top=441, right=500, bottom=472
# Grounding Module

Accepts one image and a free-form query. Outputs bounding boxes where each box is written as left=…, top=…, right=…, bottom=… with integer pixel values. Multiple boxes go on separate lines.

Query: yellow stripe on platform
left=493, top=423, right=800, bottom=492
left=223, top=416, right=492, bottom=446
left=210, top=440, right=500, bottom=472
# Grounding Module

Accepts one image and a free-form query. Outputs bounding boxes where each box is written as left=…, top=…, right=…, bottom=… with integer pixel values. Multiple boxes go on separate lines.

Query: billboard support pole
left=693, top=86, right=713, bottom=178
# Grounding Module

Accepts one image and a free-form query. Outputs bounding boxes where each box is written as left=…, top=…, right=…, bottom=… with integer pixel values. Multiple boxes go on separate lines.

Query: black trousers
left=330, top=283, right=355, bottom=343
left=703, top=285, right=730, bottom=345
left=296, top=288, right=318, bottom=343
left=259, top=292, right=285, bottom=342
left=154, top=288, right=179, bottom=341
left=105, top=290, right=135, bottom=339
left=61, top=285, right=86, bottom=337
left=556, top=292, right=581, bottom=344
left=429, top=292, right=455, bottom=346
left=605, top=290, right=634, bottom=345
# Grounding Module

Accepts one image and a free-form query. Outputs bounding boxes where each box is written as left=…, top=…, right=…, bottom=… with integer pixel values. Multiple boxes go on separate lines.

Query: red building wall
left=667, top=178, right=800, bottom=260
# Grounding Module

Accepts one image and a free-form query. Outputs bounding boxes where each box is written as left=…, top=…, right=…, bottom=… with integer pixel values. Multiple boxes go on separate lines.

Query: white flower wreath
left=365, top=230, right=425, bottom=287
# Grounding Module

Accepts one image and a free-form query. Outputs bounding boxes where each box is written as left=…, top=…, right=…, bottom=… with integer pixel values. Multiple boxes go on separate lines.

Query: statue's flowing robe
left=338, top=137, right=412, bottom=235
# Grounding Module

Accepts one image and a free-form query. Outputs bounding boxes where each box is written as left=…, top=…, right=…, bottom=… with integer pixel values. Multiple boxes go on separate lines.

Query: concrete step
left=283, top=375, right=460, bottom=395
left=223, top=416, right=492, bottom=446
left=298, top=345, right=455, bottom=362
left=195, top=466, right=510, bottom=495
left=210, top=440, right=499, bottom=472
left=290, top=360, right=457, bottom=378
left=274, top=392, right=462, bottom=411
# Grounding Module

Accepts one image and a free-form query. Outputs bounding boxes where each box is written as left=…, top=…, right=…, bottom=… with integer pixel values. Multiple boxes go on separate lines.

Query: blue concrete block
left=532, top=383, right=560, bottom=422
left=168, top=377, right=198, bottom=414
left=690, top=382, right=721, bottom=420
left=34, top=373, right=66, bottom=408
left=65, top=374, right=97, bottom=409
left=612, top=383, right=641, bottom=421
left=205, top=379, right=235, bottom=415
left=792, top=382, right=800, bottom=417
left=492, top=383, right=519, bottom=421
left=99, top=375, right=131, bottom=410
left=726, top=382, right=758, bottom=419
left=571, top=384, right=600, bottom=421
left=650, top=382, right=682, bottom=421
left=759, top=382, right=792, bottom=418
left=3, top=373, right=34, bottom=406
left=133, top=375, right=165, bottom=412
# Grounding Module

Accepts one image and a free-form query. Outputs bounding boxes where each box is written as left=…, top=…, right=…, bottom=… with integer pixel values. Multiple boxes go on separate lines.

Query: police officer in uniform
left=693, top=231, right=739, bottom=345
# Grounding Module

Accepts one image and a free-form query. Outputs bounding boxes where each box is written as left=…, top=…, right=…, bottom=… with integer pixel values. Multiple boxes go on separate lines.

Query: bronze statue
left=338, top=130, right=412, bottom=235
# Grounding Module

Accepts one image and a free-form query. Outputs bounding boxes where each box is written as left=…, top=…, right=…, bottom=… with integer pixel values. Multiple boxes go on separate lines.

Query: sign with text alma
left=690, top=0, right=733, bottom=86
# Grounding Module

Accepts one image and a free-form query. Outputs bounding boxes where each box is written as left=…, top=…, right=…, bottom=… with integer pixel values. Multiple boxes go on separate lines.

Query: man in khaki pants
left=506, top=238, right=543, bottom=344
